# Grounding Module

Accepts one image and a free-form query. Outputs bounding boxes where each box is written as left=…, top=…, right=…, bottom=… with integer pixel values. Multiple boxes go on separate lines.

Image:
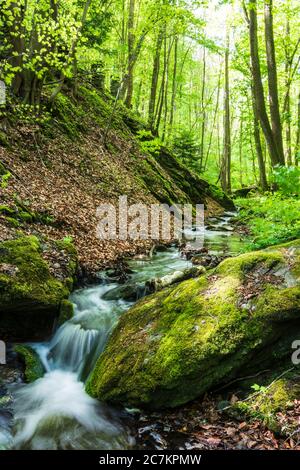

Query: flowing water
left=0, top=211, right=244, bottom=450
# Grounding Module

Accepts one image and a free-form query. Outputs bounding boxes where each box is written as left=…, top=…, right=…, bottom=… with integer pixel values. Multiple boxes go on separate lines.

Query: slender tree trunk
left=251, top=84, right=268, bottom=190
left=135, top=79, right=142, bottom=113
left=284, top=15, right=292, bottom=165
left=8, top=2, right=26, bottom=97
left=203, top=65, right=221, bottom=172
left=221, top=30, right=231, bottom=193
left=125, top=0, right=135, bottom=108
left=155, top=30, right=167, bottom=133
left=239, top=112, right=243, bottom=187
left=295, top=91, right=300, bottom=166
left=148, top=27, right=164, bottom=130
left=264, top=0, right=285, bottom=165
left=248, top=0, right=282, bottom=167
left=168, top=35, right=178, bottom=134
left=162, top=38, right=172, bottom=141
left=199, top=47, right=206, bottom=171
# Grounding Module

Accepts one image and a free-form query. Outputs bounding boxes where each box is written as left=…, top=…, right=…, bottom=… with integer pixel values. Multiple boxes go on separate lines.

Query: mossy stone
left=14, top=344, right=44, bottom=382
left=86, top=242, right=300, bottom=410
left=58, top=299, right=74, bottom=326
left=0, top=236, right=77, bottom=341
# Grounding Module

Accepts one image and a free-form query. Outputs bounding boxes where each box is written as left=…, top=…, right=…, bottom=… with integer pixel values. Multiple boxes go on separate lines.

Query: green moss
left=0, top=130, right=9, bottom=147
left=0, top=205, right=15, bottom=216
left=232, top=376, right=300, bottom=434
left=0, top=236, right=68, bottom=305
left=0, top=235, right=77, bottom=341
left=86, top=241, right=300, bottom=410
left=14, top=344, right=44, bottom=382
left=216, top=250, right=284, bottom=278
left=51, top=93, right=86, bottom=139
left=5, top=217, right=20, bottom=227
left=58, top=299, right=74, bottom=326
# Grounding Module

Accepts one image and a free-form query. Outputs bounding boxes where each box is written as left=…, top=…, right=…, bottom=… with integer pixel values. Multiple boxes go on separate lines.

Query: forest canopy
left=0, top=0, right=300, bottom=193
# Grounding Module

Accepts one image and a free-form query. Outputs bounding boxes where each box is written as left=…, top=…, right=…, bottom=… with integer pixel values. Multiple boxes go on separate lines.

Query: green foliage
left=172, top=130, right=200, bottom=171
left=271, top=165, right=300, bottom=196
left=136, top=130, right=162, bottom=155
left=237, top=195, right=300, bottom=249
left=232, top=377, right=300, bottom=434
left=86, top=244, right=300, bottom=409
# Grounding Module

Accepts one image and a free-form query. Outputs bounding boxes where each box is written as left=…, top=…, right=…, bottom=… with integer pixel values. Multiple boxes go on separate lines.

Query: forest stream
left=0, top=211, right=245, bottom=450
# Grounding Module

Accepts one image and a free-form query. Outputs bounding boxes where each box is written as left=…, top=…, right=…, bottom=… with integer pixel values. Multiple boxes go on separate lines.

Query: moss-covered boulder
left=86, top=240, right=300, bottom=409
left=14, top=344, right=44, bottom=382
left=0, top=236, right=77, bottom=341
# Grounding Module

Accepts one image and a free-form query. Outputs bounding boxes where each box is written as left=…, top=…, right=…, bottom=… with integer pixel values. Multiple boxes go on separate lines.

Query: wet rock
left=181, top=246, right=208, bottom=260
left=102, top=283, right=141, bottom=302
left=191, top=254, right=226, bottom=269
left=0, top=236, right=77, bottom=341
left=13, top=344, right=44, bottom=383
left=146, top=266, right=206, bottom=293
left=86, top=240, right=300, bottom=410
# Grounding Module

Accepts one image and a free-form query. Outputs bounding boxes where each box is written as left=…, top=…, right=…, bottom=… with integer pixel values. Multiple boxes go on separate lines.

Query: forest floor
left=1, top=90, right=299, bottom=451
left=0, top=90, right=225, bottom=278
left=134, top=393, right=300, bottom=450
left=130, top=201, right=300, bottom=451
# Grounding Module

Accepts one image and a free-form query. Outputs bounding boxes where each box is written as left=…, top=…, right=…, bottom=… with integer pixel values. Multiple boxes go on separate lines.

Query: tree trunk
left=251, top=83, right=268, bottom=190
left=168, top=35, right=178, bottom=134
left=8, top=2, right=26, bottom=97
left=199, top=47, right=206, bottom=171
left=148, top=27, right=164, bottom=130
left=125, top=0, right=135, bottom=108
left=264, top=0, right=285, bottom=165
left=203, top=65, right=221, bottom=172
left=295, top=91, right=300, bottom=166
left=155, top=29, right=167, bottom=134
left=221, top=30, right=231, bottom=193
left=284, top=14, right=292, bottom=165
left=248, top=0, right=282, bottom=167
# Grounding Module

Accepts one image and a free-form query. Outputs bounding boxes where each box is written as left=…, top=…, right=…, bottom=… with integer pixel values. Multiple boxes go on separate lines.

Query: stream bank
left=1, top=209, right=300, bottom=450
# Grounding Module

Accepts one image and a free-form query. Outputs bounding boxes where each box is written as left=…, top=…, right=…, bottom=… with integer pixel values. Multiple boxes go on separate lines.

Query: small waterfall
left=11, top=283, right=133, bottom=450
left=13, top=370, right=130, bottom=450
left=7, top=214, right=241, bottom=450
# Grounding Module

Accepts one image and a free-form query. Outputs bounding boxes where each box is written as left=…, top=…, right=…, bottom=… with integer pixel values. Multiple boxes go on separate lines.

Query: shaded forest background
left=0, top=0, right=300, bottom=194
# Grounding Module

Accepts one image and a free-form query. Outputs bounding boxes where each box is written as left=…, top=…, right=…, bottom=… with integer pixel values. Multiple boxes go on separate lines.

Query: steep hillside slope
left=0, top=87, right=233, bottom=274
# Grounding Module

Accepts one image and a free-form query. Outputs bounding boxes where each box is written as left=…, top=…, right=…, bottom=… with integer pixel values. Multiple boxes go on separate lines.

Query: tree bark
left=264, top=0, right=285, bottom=165
left=125, top=0, right=135, bottom=108
left=251, top=83, right=268, bottom=190
left=148, top=26, right=164, bottom=130
left=199, top=46, right=206, bottom=171
left=295, top=91, right=300, bottom=166
left=8, top=2, right=26, bottom=97
left=248, top=0, right=282, bottom=167
left=168, top=35, right=178, bottom=134
left=221, top=30, right=231, bottom=193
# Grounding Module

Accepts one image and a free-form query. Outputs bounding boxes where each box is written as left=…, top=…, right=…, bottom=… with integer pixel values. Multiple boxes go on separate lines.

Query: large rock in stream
left=86, top=240, right=300, bottom=409
left=0, top=235, right=77, bottom=341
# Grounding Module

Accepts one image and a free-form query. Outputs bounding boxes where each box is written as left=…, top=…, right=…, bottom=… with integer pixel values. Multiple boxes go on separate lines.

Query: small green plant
left=271, top=165, right=300, bottom=196
left=237, top=194, right=300, bottom=250
left=63, top=236, right=74, bottom=244
left=0, top=171, right=11, bottom=189
left=251, top=383, right=267, bottom=393
left=0, top=162, right=11, bottom=188
left=172, top=130, right=200, bottom=171
left=136, top=130, right=162, bottom=156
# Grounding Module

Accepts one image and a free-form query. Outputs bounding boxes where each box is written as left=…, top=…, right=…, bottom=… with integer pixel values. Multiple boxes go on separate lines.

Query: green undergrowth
left=229, top=367, right=300, bottom=436
left=236, top=194, right=300, bottom=250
